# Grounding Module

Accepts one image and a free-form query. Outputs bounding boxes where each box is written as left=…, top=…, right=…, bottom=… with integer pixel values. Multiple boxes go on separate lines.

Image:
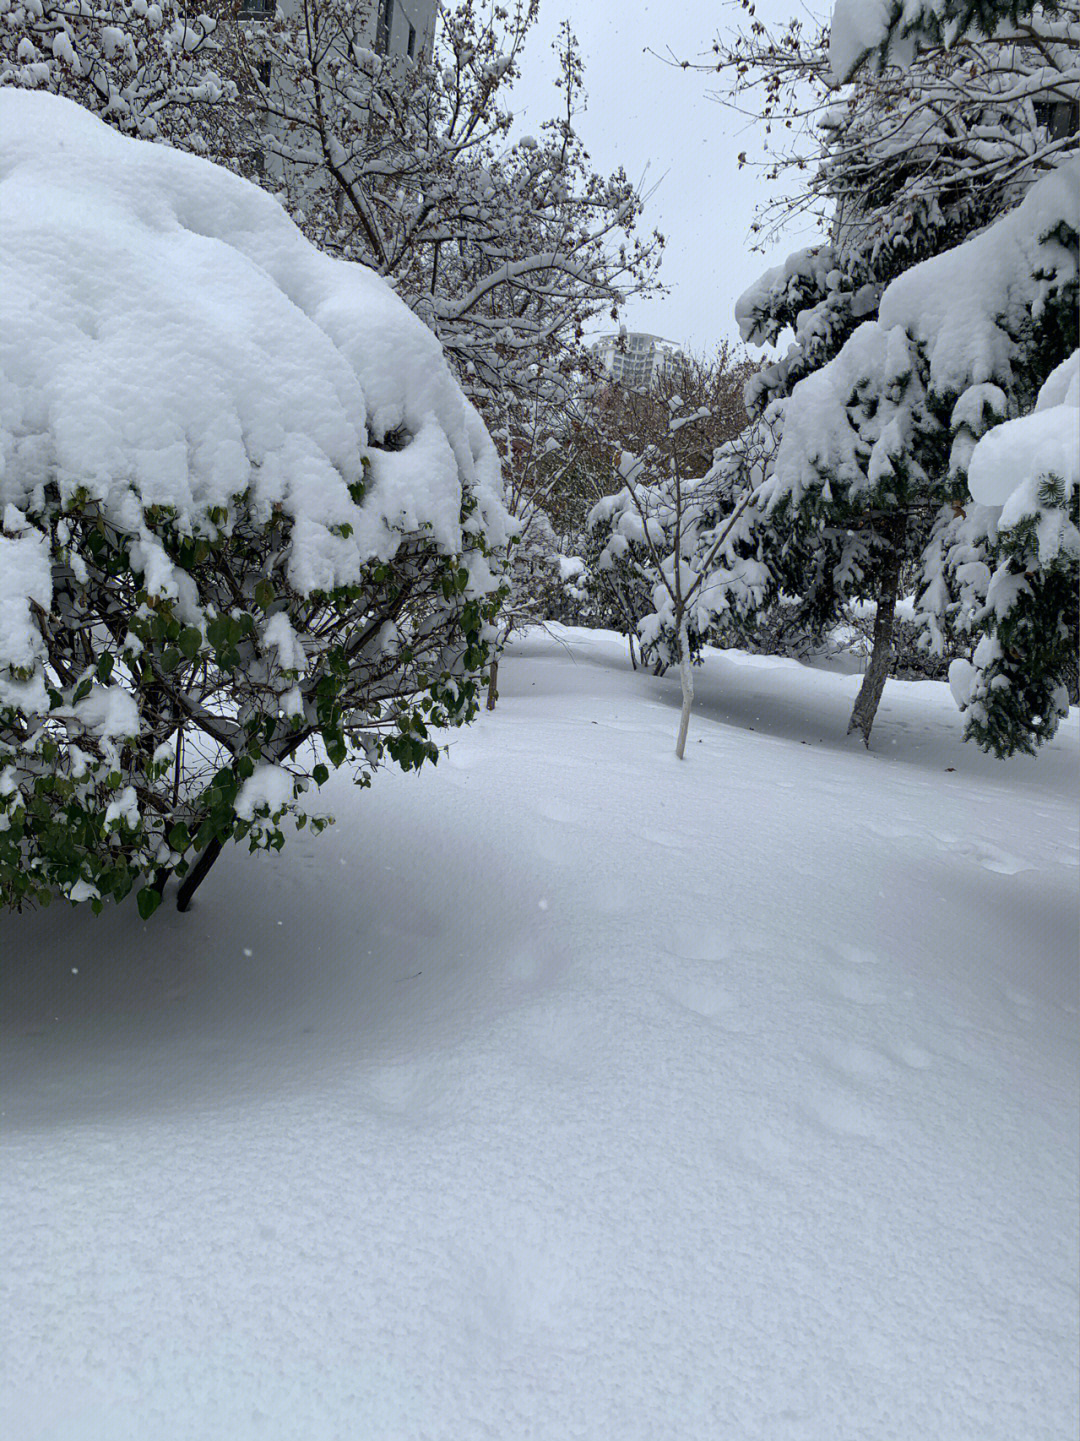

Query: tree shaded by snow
left=586, top=437, right=772, bottom=760
left=0, top=0, right=238, bottom=148
left=232, top=3, right=660, bottom=424
left=934, top=336, right=1079, bottom=754
left=0, top=92, right=508, bottom=914
left=562, top=351, right=754, bottom=659
left=768, top=159, right=1078, bottom=751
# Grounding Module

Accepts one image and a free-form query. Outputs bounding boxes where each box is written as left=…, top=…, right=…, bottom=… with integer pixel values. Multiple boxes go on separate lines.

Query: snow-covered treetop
left=0, top=91, right=507, bottom=605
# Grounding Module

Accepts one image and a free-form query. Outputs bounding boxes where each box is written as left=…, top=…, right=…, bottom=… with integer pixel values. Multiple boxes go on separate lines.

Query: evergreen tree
left=685, top=0, right=1078, bottom=746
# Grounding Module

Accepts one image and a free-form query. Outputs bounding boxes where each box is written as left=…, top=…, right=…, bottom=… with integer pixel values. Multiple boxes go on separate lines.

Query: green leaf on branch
left=178, top=626, right=202, bottom=660
left=136, top=886, right=162, bottom=920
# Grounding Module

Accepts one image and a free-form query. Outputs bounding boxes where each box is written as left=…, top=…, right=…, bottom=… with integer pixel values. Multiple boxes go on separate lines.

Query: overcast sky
left=506, top=0, right=827, bottom=357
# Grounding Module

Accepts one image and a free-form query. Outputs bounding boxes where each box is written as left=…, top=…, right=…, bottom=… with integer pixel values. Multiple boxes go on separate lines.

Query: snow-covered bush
left=570, top=348, right=761, bottom=665
left=0, top=92, right=507, bottom=915
left=584, top=478, right=677, bottom=668
left=585, top=407, right=773, bottom=753
left=577, top=509, right=656, bottom=656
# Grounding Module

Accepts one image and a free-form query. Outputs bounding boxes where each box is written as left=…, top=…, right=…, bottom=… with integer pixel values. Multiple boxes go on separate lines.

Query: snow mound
left=0, top=91, right=506, bottom=603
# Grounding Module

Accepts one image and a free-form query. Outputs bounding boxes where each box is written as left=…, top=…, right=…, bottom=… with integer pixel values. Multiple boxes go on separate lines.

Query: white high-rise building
left=592, top=332, right=683, bottom=389
left=240, top=1, right=439, bottom=63
left=370, top=0, right=439, bottom=61
left=237, top=2, right=441, bottom=181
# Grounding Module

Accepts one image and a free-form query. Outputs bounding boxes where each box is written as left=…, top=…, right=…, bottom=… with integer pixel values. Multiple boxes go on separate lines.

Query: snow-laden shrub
left=585, top=421, right=775, bottom=676
left=0, top=92, right=508, bottom=915
left=582, top=482, right=667, bottom=663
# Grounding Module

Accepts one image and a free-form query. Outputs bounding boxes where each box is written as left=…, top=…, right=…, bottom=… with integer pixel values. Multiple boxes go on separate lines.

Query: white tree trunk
left=675, top=613, right=693, bottom=759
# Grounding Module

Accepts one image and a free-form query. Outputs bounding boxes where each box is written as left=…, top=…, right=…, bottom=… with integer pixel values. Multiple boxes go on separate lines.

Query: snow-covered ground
left=3, top=627, right=1077, bottom=1441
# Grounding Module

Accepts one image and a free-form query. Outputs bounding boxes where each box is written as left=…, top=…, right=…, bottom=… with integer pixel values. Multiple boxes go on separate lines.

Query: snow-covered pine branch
left=939, top=347, right=1077, bottom=751
left=830, top=0, right=1079, bottom=80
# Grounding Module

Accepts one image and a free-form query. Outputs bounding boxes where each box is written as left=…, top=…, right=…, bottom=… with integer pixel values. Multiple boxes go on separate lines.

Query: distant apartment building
left=237, top=1, right=440, bottom=183
left=370, top=0, right=439, bottom=62
left=592, top=332, right=684, bottom=389
left=240, top=1, right=439, bottom=63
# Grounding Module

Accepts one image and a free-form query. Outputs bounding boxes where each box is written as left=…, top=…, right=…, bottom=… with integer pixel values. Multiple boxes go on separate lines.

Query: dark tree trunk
left=486, top=657, right=499, bottom=711
left=176, top=837, right=223, bottom=912
left=848, top=537, right=904, bottom=747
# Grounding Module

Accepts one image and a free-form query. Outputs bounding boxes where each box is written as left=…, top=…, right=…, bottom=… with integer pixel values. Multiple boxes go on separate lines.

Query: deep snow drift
left=2, top=629, right=1077, bottom=1440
